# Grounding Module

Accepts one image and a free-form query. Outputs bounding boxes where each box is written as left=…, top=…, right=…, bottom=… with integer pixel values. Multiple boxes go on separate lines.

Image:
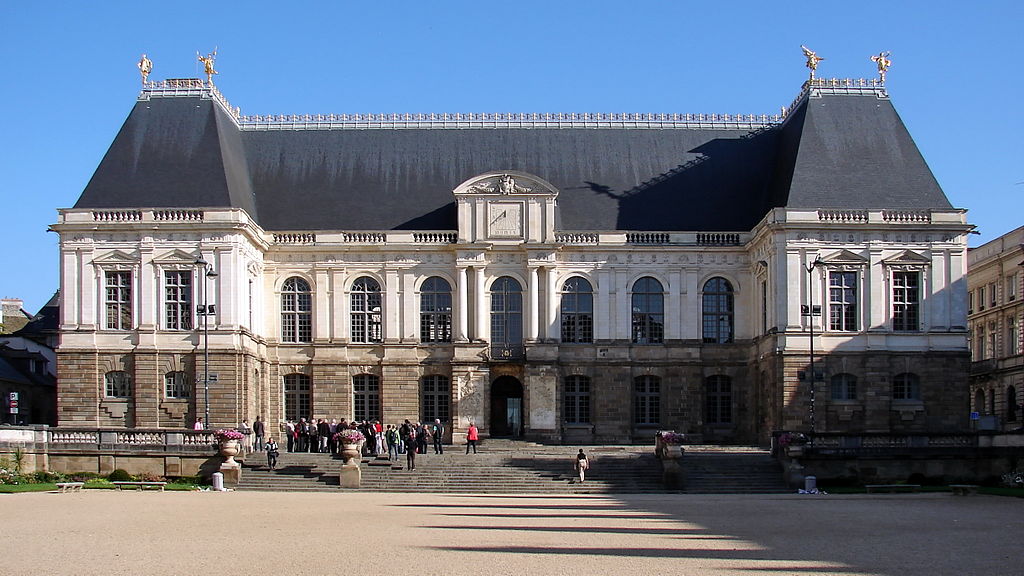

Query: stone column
left=475, top=267, right=487, bottom=341
left=456, top=266, right=469, bottom=342
left=385, top=270, right=400, bottom=343
left=545, top=266, right=558, bottom=340
left=595, top=270, right=611, bottom=340
left=527, top=266, right=539, bottom=341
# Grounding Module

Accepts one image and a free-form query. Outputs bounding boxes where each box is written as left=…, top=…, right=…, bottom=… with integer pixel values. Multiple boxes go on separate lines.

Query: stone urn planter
left=219, top=440, right=240, bottom=465
left=340, top=442, right=361, bottom=464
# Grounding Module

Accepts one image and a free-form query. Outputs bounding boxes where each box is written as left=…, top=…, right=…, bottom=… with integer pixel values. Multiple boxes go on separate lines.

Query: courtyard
left=2, top=491, right=1021, bottom=575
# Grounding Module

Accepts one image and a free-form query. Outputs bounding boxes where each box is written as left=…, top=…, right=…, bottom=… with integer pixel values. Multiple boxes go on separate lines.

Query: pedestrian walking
left=253, top=416, right=266, bottom=451
left=405, top=428, right=417, bottom=471
left=432, top=419, right=445, bottom=454
left=266, top=437, right=280, bottom=470
left=575, top=449, right=589, bottom=483
left=466, top=422, right=478, bottom=454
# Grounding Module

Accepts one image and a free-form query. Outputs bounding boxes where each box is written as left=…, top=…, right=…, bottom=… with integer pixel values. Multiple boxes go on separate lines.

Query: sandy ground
left=1, top=490, right=1022, bottom=576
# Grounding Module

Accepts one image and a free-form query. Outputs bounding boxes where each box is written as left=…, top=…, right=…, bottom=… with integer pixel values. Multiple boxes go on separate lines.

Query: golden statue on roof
left=137, top=54, right=153, bottom=85
left=198, top=48, right=218, bottom=85
left=801, top=45, right=825, bottom=80
left=870, top=51, right=892, bottom=83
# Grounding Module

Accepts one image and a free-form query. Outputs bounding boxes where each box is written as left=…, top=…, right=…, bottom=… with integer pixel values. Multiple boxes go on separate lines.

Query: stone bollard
left=339, top=462, right=361, bottom=488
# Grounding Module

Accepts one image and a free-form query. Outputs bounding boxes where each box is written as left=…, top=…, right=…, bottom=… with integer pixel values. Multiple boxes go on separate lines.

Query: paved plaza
left=2, top=491, right=1021, bottom=575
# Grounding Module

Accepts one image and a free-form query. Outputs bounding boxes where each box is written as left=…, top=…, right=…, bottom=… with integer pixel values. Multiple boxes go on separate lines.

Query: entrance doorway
left=490, top=376, right=523, bottom=437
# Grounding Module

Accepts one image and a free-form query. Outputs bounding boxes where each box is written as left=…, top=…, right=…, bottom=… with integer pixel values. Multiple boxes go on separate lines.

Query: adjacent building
left=0, top=294, right=59, bottom=425
left=967, top=226, right=1023, bottom=431
left=51, top=74, right=973, bottom=444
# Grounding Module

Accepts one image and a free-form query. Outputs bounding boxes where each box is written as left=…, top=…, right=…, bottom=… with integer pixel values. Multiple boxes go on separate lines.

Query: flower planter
left=340, top=442, right=360, bottom=464
left=219, top=439, right=240, bottom=465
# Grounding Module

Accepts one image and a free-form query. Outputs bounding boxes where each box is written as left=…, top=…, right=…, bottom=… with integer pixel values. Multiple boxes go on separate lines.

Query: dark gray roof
left=74, top=86, right=952, bottom=231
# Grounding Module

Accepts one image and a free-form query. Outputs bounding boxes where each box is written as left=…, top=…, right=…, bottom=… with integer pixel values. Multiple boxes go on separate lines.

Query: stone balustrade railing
left=43, top=428, right=220, bottom=451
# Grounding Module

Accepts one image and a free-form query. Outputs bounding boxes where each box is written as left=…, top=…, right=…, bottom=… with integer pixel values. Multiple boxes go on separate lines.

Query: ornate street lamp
left=801, top=256, right=824, bottom=444
left=195, top=259, right=218, bottom=428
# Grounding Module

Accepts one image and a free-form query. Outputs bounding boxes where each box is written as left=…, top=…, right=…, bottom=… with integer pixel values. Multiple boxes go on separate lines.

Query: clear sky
left=1, top=1, right=1021, bottom=314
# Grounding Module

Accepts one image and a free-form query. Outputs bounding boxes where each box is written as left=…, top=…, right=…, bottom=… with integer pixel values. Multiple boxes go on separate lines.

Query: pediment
left=91, top=250, right=137, bottom=265
left=882, top=250, right=930, bottom=265
left=152, top=249, right=201, bottom=265
left=822, top=249, right=867, bottom=265
left=453, top=170, right=559, bottom=197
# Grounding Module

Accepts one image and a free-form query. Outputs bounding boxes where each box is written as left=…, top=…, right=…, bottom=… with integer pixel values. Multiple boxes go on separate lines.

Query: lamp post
left=195, top=259, right=218, bottom=429
left=801, top=256, right=824, bottom=444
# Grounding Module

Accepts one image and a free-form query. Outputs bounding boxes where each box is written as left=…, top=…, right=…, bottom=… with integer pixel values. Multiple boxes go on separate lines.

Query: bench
left=112, top=481, right=167, bottom=491
left=56, top=482, right=85, bottom=493
left=865, top=484, right=921, bottom=493
left=949, top=484, right=979, bottom=496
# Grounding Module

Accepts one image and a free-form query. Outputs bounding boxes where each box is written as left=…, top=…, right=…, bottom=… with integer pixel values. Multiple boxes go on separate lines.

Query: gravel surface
left=2, top=491, right=1021, bottom=575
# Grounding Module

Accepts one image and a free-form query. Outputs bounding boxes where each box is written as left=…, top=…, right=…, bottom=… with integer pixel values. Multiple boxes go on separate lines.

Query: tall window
left=421, top=375, right=450, bottom=422
left=490, top=277, right=523, bottom=359
left=892, top=372, right=920, bottom=401
left=281, top=277, right=312, bottom=343
left=988, top=322, right=998, bottom=358
left=830, top=373, right=857, bottom=401
left=892, top=271, right=920, bottom=331
left=978, top=286, right=986, bottom=311
left=976, top=326, right=985, bottom=360
left=829, top=271, right=857, bottom=331
left=105, top=271, right=132, bottom=330
left=105, top=371, right=132, bottom=398
left=1008, top=386, right=1018, bottom=422
left=353, top=374, right=381, bottom=422
left=1009, top=317, right=1019, bottom=356
left=283, top=373, right=311, bottom=421
left=561, top=277, right=594, bottom=343
left=988, top=388, right=996, bottom=415
left=705, top=375, right=732, bottom=424
left=351, top=277, right=383, bottom=343
left=420, top=277, right=452, bottom=343
left=702, top=277, right=734, bottom=344
left=1008, top=273, right=1019, bottom=302
left=563, top=375, right=591, bottom=424
left=634, top=375, right=660, bottom=425
left=165, top=271, right=193, bottom=330
left=632, top=277, right=664, bottom=344
left=164, top=371, right=190, bottom=399
left=989, top=282, right=997, bottom=307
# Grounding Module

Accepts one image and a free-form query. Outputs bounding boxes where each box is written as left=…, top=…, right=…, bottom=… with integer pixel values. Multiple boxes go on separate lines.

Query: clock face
left=488, top=202, right=523, bottom=238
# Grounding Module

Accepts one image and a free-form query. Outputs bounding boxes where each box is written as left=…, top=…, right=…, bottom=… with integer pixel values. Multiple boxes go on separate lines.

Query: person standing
left=405, top=427, right=417, bottom=471
left=284, top=420, right=295, bottom=452
left=193, top=417, right=204, bottom=431
left=466, top=422, right=478, bottom=454
left=265, top=437, right=280, bottom=470
left=575, top=449, right=589, bottom=483
left=432, top=419, right=445, bottom=454
left=385, top=425, right=399, bottom=461
left=253, top=416, right=266, bottom=452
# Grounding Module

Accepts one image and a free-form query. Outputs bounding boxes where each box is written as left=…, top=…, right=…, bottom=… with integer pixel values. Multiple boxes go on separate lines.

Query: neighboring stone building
left=0, top=293, right=59, bottom=425
left=50, top=75, right=972, bottom=444
left=967, top=226, right=1023, bottom=431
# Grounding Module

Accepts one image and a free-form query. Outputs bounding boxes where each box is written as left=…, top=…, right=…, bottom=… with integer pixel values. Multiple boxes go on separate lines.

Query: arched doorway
left=490, top=376, right=524, bottom=437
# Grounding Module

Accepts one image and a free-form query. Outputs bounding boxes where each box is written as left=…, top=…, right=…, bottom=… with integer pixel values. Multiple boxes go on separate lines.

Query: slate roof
left=73, top=85, right=952, bottom=232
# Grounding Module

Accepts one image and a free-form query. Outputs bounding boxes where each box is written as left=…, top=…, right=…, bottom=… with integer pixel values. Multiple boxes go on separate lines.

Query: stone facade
left=967, top=226, right=1024, bottom=431
left=51, top=80, right=974, bottom=445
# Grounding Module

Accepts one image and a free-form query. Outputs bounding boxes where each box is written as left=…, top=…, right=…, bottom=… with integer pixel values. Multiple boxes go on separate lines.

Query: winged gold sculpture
left=870, top=51, right=892, bottom=83
left=801, top=45, right=825, bottom=80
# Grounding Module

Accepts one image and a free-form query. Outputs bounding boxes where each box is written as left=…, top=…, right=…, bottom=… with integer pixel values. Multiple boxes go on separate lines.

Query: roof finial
left=137, top=54, right=153, bottom=85
left=870, top=51, right=892, bottom=83
left=801, top=45, right=825, bottom=81
left=197, top=47, right=218, bottom=86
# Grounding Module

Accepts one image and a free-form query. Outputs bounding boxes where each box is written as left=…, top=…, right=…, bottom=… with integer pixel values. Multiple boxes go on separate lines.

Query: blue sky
left=1, top=1, right=1021, bottom=313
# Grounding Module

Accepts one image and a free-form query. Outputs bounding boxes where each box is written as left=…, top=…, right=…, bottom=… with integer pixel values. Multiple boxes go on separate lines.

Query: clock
left=487, top=202, right=523, bottom=238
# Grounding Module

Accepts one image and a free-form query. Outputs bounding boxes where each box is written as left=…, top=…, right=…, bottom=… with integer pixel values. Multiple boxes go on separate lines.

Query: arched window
left=1008, top=386, right=1018, bottom=422
left=105, top=371, right=132, bottom=398
left=351, top=277, right=383, bottom=343
left=830, top=373, right=857, bottom=401
left=703, top=277, right=734, bottom=344
left=561, top=277, right=594, bottom=343
left=631, top=277, right=664, bottom=344
left=283, top=373, right=311, bottom=422
left=491, top=277, right=523, bottom=359
left=892, top=373, right=920, bottom=401
left=634, top=375, right=660, bottom=425
left=420, top=277, right=452, bottom=343
left=705, top=375, right=732, bottom=424
left=564, top=375, right=591, bottom=424
left=353, top=374, right=381, bottom=422
left=281, top=277, right=312, bottom=343
left=421, top=375, right=450, bottom=423
left=164, top=371, right=190, bottom=399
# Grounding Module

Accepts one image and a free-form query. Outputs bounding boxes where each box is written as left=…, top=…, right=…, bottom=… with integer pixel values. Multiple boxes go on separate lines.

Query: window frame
left=281, top=277, right=312, bottom=343
left=283, top=373, right=311, bottom=421
left=631, top=277, right=664, bottom=345
left=830, top=373, right=858, bottom=401
left=563, top=375, right=591, bottom=424
left=164, top=270, right=194, bottom=331
left=705, top=375, right=733, bottom=424
left=891, top=271, right=921, bottom=332
left=164, top=371, right=191, bottom=399
left=419, top=277, right=453, bottom=344
left=351, top=276, right=383, bottom=344
left=560, top=277, right=594, bottom=344
left=633, top=375, right=661, bottom=426
left=892, top=372, right=921, bottom=401
left=105, top=271, right=133, bottom=330
left=104, top=370, right=132, bottom=398
left=353, top=374, right=381, bottom=422
left=828, top=271, right=858, bottom=332
left=702, top=277, right=735, bottom=344
left=420, top=375, right=450, bottom=423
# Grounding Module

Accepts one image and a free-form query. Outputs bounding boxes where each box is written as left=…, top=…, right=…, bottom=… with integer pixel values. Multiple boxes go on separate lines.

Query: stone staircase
left=236, top=442, right=788, bottom=494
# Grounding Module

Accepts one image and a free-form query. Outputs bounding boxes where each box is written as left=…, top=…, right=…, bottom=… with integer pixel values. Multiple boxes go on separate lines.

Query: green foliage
left=108, top=469, right=133, bottom=482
